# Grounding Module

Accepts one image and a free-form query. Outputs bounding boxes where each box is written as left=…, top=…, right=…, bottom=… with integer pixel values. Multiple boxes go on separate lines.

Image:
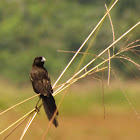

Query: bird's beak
left=41, top=57, right=46, bottom=62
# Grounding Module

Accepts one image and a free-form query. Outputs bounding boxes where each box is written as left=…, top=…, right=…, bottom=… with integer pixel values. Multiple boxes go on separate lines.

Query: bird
left=30, top=56, right=58, bottom=127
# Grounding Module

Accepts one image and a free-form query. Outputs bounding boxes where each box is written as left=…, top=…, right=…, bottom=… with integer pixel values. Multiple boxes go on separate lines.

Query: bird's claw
left=35, top=106, right=40, bottom=114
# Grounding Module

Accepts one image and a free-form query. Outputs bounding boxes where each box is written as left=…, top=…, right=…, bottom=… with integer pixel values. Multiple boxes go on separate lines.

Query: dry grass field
left=0, top=80, right=140, bottom=140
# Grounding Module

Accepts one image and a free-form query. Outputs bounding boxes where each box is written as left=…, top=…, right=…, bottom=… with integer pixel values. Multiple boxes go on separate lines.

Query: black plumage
left=30, top=56, right=58, bottom=127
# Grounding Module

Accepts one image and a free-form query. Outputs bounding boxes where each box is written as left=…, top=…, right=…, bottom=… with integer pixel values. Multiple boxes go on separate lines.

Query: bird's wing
left=30, top=67, right=52, bottom=96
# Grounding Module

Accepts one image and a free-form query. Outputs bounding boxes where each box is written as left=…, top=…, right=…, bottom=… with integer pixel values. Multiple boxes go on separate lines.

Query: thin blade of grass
left=53, top=22, right=140, bottom=96
left=101, top=69, right=106, bottom=119
left=57, top=50, right=96, bottom=56
left=54, top=66, right=108, bottom=96
left=54, top=39, right=140, bottom=97
left=117, top=58, right=140, bottom=80
left=0, top=108, right=36, bottom=135
left=112, top=69, right=140, bottom=119
left=2, top=114, right=31, bottom=140
left=117, top=55, right=140, bottom=69
left=0, top=94, right=40, bottom=116
left=105, top=4, right=115, bottom=85
left=20, top=104, right=42, bottom=140
left=20, top=112, right=37, bottom=140
left=53, top=0, right=119, bottom=89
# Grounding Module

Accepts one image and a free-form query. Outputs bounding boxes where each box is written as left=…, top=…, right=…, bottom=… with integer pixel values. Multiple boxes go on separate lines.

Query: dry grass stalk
left=20, top=112, right=37, bottom=140
left=53, top=22, right=140, bottom=96
left=0, top=1, right=140, bottom=138
left=2, top=114, right=31, bottom=140
left=101, top=70, right=106, bottom=120
left=112, top=70, right=140, bottom=120
left=52, top=0, right=119, bottom=89
left=0, top=108, right=36, bottom=135
left=57, top=50, right=96, bottom=56
left=54, top=39, right=140, bottom=96
left=105, top=4, right=115, bottom=85
left=0, top=1, right=119, bottom=136
left=19, top=104, right=42, bottom=140
left=0, top=94, right=40, bottom=116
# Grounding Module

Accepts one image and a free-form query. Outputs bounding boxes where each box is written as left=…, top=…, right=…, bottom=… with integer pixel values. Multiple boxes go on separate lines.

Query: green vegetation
left=0, top=80, right=140, bottom=114
left=0, top=1, right=139, bottom=139
left=0, top=0, right=139, bottom=83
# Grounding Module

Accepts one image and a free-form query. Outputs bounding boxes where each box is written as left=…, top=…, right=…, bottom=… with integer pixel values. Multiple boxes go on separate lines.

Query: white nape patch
left=41, top=57, right=46, bottom=62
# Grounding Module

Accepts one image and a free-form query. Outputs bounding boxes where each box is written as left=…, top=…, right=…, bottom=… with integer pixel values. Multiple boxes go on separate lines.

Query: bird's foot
left=35, top=106, right=40, bottom=114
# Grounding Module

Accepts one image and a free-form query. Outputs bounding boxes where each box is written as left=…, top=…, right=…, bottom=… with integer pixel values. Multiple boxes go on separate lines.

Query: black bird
left=30, top=56, right=58, bottom=127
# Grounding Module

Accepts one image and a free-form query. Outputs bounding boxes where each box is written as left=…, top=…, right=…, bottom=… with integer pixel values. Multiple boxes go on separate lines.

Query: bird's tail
left=40, top=94, right=59, bottom=127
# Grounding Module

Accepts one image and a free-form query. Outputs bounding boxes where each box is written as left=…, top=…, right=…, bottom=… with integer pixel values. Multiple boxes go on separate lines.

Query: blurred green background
left=0, top=0, right=140, bottom=139
left=0, top=0, right=139, bottom=83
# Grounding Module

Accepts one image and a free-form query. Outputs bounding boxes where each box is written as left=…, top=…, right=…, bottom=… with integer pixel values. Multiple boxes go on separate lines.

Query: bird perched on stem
left=30, top=56, right=58, bottom=127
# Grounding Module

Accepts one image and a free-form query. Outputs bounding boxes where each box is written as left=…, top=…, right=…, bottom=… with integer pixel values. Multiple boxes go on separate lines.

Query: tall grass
left=0, top=0, right=140, bottom=139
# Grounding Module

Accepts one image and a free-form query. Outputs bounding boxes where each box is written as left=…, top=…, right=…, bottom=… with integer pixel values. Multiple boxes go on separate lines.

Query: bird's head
left=33, top=56, right=46, bottom=67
